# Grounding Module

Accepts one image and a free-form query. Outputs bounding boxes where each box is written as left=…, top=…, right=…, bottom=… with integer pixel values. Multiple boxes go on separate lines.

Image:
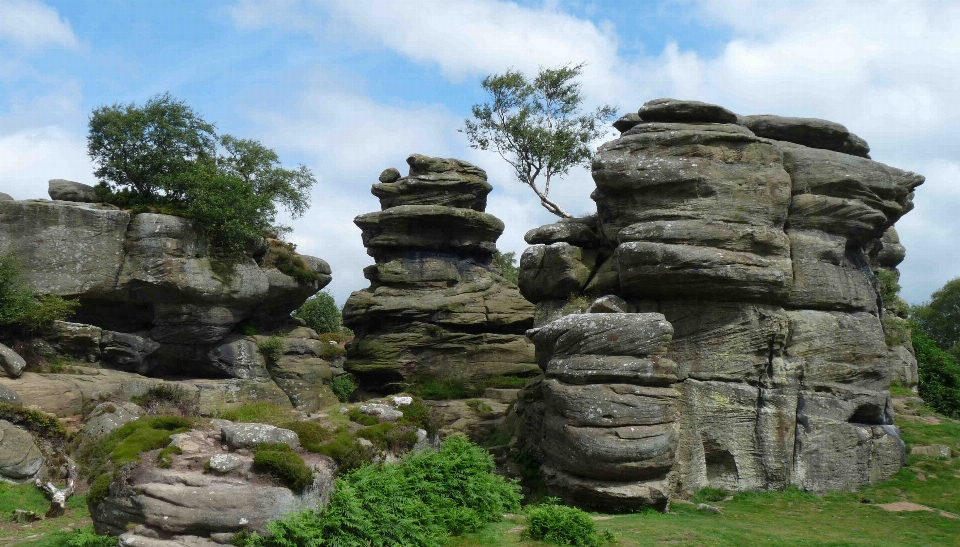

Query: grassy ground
left=3, top=401, right=959, bottom=547
left=451, top=410, right=960, bottom=547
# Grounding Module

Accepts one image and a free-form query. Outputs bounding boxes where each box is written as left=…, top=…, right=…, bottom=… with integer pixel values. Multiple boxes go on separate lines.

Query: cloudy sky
left=1, top=0, right=957, bottom=306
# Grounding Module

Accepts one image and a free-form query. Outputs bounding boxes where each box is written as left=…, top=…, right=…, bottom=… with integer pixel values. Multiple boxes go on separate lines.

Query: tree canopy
left=87, top=93, right=316, bottom=253
left=461, top=63, right=617, bottom=218
left=911, top=277, right=960, bottom=357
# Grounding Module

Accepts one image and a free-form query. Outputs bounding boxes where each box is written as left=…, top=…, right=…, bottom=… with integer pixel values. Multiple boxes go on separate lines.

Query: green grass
left=450, top=412, right=960, bottom=547
left=218, top=402, right=297, bottom=426
left=252, top=443, right=314, bottom=493
left=0, top=482, right=91, bottom=546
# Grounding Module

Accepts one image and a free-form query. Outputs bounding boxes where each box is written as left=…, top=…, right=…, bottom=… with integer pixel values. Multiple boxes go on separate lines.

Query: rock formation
left=342, top=154, right=538, bottom=392
left=0, top=183, right=336, bottom=413
left=513, top=99, right=923, bottom=509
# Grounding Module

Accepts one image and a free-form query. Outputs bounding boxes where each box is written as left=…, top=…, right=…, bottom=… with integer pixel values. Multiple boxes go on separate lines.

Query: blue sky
left=2, top=0, right=959, bottom=307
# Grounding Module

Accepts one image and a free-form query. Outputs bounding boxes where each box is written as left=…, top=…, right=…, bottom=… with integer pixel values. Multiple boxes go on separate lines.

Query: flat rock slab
left=221, top=423, right=299, bottom=450
left=208, top=453, right=244, bottom=474
left=358, top=403, right=403, bottom=421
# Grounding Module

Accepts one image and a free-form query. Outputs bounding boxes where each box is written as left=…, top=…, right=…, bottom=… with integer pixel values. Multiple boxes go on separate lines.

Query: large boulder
left=0, top=343, right=26, bottom=378
left=0, top=199, right=332, bottom=376
left=48, top=179, right=99, bottom=203
left=513, top=98, right=922, bottom=510
left=0, top=420, right=45, bottom=483
left=344, top=155, right=537, bottom=391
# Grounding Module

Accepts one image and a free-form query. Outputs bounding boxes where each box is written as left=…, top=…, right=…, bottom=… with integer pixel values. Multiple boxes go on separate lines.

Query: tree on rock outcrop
left=87, top=93, right=316, bottom=252
left=461, top=63, right=616, bottom=218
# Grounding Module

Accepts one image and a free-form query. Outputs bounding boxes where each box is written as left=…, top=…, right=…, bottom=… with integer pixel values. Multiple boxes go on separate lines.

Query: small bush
left=258, top=336, right=285, bottom=364
left=244, top=436, right=520, bottom=547
left=314, top=432, right=376, bottom=473
left=348, top=408, right=380, bottom=426
left=331, top=374, right=357, bottom=402
left=241, top=325, right=258, bottom=336
left=912, top=330, right=960, bottom=418
left=87, top=473, right=113, bottom=507
left=0, top=254, right=78, bottom=332
left=0, top=402, right=67, bottom=439
left=356, top=422, right=419, bottom=453
left=318, top=332, right=347, bottom=359
left=398, top=398, right=441, bottom=436
left=264, top=242, right=323, bottom=284
left=524, top=503, right=614, bottom=547
left=253, top=443, right=314, bottom=493
left=64, top=527, right=118, bottom=547
left=131, top=384, right=197, bottom=416
left=280, top=420, right=334, bottom=451
left=293, top=290, right=342, bottom=333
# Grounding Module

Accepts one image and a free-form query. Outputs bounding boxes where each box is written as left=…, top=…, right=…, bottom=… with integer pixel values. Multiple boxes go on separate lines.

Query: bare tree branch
left=37, top=457, right=77, bottom=518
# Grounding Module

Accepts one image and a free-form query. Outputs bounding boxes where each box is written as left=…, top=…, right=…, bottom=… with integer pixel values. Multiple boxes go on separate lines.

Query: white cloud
left=228, top=0, right=320, bottom=32
left=0, top=0, right=79, bottom=51
left=0, top=126, right=94, bottom=199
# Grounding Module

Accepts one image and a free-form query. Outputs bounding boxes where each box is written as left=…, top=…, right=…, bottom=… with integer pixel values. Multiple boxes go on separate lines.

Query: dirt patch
left=923, top=416, right=942, bottom=425
left=591, top=516, right=614, bottom=521
left=878, top=502, right=934, bottom=512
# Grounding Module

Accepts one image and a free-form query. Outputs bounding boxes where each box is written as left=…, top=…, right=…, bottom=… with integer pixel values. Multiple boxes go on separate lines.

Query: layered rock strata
left=0, top=185, right=335, bottom=412
left=343, top=154, right=538, bottom=391
left=515, top=98, right=923, bottom=508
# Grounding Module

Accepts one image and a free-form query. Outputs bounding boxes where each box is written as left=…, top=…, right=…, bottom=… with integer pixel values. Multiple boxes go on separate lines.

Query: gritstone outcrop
left=342, top=154, right=538, bottom=392
left=513, top=98, right=923, bottom=509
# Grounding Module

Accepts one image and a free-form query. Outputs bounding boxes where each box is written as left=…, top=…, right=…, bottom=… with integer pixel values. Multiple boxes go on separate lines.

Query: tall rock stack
left=343, top=154, right=538, bottom=391
left=515, top=99, right=923, bottom=509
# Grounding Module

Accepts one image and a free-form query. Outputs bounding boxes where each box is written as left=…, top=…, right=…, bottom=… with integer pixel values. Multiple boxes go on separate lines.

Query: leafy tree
left=87, top=93, right=316, bottom=252
left=493, top=250, right=518, bottom=284
left=0, top=254, right=77, bottom=332
left=911, top=331, right=960, bottom=419
left=293, top=290, right=342, bottom=334
left=461, top=63, right=617, bottom=218
left=911, top=277, right=960, bottom=357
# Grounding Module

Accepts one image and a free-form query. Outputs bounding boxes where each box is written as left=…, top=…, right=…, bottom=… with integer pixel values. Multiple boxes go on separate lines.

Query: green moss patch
left=252, top=443, right=313, bottom=493
left=0, top=402, right=67, bottom=440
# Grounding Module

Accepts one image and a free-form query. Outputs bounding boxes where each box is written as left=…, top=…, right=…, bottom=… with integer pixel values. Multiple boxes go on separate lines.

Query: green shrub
left=318, top=332, right=348, bottom=359
left=241, top=325, right=257, bottom=336
left=293, top=290, right=342, bottom=333
left=264, top=242, right=323, bottom=284
left=0, top=254, right=78, bottom=332
left=280, top=420, right=334, bottom=451
left=347, top=408, right=380, bottom=426
left=63, top=527, right=118, bottom=547
left=131, top=384, right=197, bottom=416
left=398, top=398, right=440, bottom=436
left=252, top=443, right=314, bottom=493
left=0, top=402, right=67, bottom=439
left=314, top=432, right=376, bottom=473
left=257, top=336, right=285, bottom=364
left=493, top=250, right=519, bottom=284
left=244, top=436, right=521, bottom=547
left=356, top=423, right=419, bottom=453
left=524, top=502, right=613, bottom=547
left=912, top=330, right=960, bottom=418
left=82, top=416, right=193, bottom=491
left=331, top=374, right=357, bottom=402
left=87, top=473, right=114, bottom=507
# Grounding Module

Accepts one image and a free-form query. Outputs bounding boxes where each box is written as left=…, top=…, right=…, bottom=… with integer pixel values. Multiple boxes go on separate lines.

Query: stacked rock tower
left=343, top=154, right=538, bottom=391
left=514, top=99, right=924, bottom=509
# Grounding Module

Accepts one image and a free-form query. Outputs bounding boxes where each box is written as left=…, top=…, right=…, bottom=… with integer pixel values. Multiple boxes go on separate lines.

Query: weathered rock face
left=0, top=198, right=331, bottom=377
left=343, top=154, right=538, bottom=391
left=0, top=419, right=45, bottom=483
left=515, top=98, right=923, bottom=509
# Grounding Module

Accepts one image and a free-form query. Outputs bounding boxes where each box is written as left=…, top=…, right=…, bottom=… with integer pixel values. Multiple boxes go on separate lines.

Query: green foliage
left=461, top=63, right=617, bottom=218
left=131, top=384, right=197, bottom=416
left=524, top=503, right=614, bottom=547
left=156, top=445, right=182, bottom=469
left=398, top=398, right=441, bottom=436
left=243, top=436, right=521, bottom=547
left=912, top=277, right=960, bottom=357
left=348, top=407, right=380, bottom=426
left=314, top=431, right=376, bottom=473
left=63, top=529, right=118, bottom=547
left=253, top=443, right=314, bottom=493
left=264, top=241, right=323, bottom=284
left=258, top=336, right=286, bottom=364
left=356, top=422, right=419, bottom=453
left=493, top=250, right=519, bottom=284
left=0, top=402, right=67, bottom=439
left=331, top=374, right=357, bottom=402
left=0, top=254, right=78, bottom=332
left=87, top=93, right=316, bottom=253
left=877, top=269, right=909, bottom=315
left=912, top=330, right=960, bottom=419
left=318, top=333, right=348, bottom=359
left=86, top=474, right=113, bottom=507
left=293, top=290, right=342, bottom=334
left=279, top=420, right=334, bottom=451
left=241, top=325, right=258, bottom=336
left=218, top=402, right=296, bottom=426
